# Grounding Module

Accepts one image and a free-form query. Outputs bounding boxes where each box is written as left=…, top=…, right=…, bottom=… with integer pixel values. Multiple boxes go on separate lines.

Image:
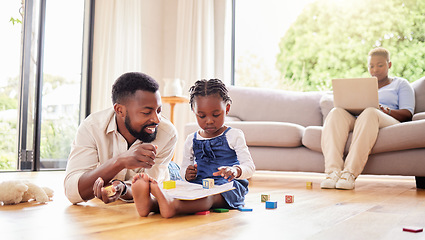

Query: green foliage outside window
left=276, top=0, right=425, bottom=91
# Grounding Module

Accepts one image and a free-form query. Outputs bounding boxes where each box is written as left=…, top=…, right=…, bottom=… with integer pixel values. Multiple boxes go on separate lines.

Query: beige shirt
left=64, top=108, right=177, bottom=204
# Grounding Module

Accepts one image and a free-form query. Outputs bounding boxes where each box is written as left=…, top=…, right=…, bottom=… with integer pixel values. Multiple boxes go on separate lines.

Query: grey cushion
left=412, top=77, right=425, bottom=113
left=184, top=121, right=305, bottom=148
left=228, top=86, right=324, bottom=127
left=303, top=120, right=425, bottom=154
left=225, top=121, right=305, bottom=147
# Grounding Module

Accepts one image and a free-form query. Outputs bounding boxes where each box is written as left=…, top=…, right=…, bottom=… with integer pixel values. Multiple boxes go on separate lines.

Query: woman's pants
left=321, top=107, right=399, bottom=177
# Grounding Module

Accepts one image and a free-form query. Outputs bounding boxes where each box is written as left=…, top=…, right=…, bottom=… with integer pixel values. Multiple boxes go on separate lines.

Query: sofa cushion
left=413, top=112, right=425, bottom=121
left=303, top=120, right=425, bottom=154
left=319, top=92, right=334, bottom=123
left=225, top=121, right=305, bottom=147
left=227, top=86, right=324, bottom=127
left=412, top=76, right=425, bottom=113
left=184, top=121, right=305, bottom=148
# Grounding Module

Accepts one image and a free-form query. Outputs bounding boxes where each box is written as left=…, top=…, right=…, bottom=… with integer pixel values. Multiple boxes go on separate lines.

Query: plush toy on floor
left=0, top=180, right=54, bottom=205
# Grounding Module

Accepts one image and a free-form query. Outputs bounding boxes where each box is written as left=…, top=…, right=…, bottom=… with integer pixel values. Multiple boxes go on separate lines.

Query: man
left=64, top=72, right=177, bottom=204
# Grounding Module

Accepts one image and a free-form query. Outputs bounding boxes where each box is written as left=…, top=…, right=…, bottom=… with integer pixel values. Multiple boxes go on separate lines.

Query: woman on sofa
left=321, top=47, right=415, bottom=190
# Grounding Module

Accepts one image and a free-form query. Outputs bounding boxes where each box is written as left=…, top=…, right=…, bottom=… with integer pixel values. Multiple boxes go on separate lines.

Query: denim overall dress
left=191, top=127, right=249, bottom=208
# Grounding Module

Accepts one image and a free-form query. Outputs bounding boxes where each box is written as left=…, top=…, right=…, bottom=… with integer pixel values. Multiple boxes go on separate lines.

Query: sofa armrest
left=413, top=112, right=425, bottom=121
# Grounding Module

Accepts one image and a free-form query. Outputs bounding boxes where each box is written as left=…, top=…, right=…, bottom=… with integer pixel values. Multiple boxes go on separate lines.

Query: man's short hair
left=111, top=72, right=159, bottom=104
left=368, top=47, right=390, bottom=62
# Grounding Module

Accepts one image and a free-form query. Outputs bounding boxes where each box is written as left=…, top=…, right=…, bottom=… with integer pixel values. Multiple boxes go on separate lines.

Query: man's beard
left=124, top=115, right=158, bottom=143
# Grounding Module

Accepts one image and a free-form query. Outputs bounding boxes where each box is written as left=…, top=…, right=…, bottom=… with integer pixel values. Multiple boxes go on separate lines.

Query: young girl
left=131, top=79, right=255, bottom=218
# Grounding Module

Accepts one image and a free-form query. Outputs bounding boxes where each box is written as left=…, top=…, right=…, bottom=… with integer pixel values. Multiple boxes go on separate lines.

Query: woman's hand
left=379, top=104, right=391, bottom=115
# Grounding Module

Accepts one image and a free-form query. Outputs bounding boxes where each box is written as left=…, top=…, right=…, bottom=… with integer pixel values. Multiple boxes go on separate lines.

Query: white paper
left=160, top=180, right=235, bottom=200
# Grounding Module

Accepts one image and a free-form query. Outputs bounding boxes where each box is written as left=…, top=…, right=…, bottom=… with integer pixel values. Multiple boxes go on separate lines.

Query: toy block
left=237, top=206, right=253, bottom=212
left=285, top=195, right=294, bottom=203
left=265, top=201, right=277, bottom=209
left=403, top=227, right=423, bottom=233
left=104, top=185, right=116, bottom=197
left=213, top=208, right=229, bottom=213
left=306, top=181, right=313, bottom=189
left=163, top=180, right=176, bottom=189
left=202, top=178, right=214, bottom=189
left=195, top=210, right=210, bottom=215
left=261, top=194, right=270, bottom=202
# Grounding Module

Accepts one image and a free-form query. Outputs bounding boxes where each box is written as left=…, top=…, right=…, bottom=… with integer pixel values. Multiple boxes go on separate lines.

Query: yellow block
left=306, top=182, right=313, bottom=189
left=104, top=185, right=116, bottom=197
left=163, top=180, right=176, bottom=189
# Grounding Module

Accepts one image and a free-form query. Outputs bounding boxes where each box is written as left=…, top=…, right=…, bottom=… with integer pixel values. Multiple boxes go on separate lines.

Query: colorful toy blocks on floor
left=237, top=206, right=253, bottom=212
left=265, top=201, right=277, bottom=209
left=104, top=185, right=116, bottom=197
left=213, top=208, right=229, bottom=213
left=195, top=210, right=210, bottom=215
left=202, top=178, right=214, bottom=189
left=261, top=194, right=270, bottom=202
left=163, top=180, right=176, bottom=189
left=285, top=195, right=294, bottom=203
left=306, top=182, right=313, bottom=189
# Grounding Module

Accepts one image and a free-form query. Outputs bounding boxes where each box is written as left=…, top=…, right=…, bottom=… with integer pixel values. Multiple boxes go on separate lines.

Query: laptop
left=332, top=77, right=379, bottom=115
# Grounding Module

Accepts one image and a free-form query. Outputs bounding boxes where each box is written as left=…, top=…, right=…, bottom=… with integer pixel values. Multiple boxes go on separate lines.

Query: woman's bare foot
left=150, top=180, right=176, bottom=218
left=132, top=173, right=153, bottom=217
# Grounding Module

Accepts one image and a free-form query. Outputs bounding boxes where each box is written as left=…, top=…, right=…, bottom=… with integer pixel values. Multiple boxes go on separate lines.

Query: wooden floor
left=1, top=171, right=425, bottom=240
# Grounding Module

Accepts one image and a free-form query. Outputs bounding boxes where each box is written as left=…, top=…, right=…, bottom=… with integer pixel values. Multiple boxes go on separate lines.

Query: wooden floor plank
left=1, top=171, right=425, bottom=239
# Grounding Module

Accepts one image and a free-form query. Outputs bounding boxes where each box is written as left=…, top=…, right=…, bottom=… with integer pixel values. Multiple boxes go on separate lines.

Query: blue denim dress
left=190, top=127, right=249, bottom=208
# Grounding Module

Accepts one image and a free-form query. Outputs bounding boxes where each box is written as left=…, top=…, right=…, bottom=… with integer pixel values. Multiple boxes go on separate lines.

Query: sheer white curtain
left=172, top=0, right=217, bottom=164
left=91, top=0, right=143, bottom=112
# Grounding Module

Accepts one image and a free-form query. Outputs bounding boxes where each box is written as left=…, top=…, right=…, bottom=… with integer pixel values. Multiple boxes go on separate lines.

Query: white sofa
left=185, top=77, right=425, bottom=188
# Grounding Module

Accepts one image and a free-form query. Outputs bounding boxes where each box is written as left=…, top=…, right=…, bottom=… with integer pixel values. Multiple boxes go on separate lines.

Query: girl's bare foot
left=132, top=173, right=153, bottom=217
left=150, top=180, right=176, bottom=218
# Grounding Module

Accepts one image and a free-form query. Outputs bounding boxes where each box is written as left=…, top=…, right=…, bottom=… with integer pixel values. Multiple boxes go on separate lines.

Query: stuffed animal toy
left=0, top=180, right=54, bottom=205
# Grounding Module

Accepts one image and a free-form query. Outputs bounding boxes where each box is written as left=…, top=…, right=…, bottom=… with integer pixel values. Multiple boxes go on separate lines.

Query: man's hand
left=185, top=164, right=198, bottom=181
left=118, top=143, right=158, bottom=169
left=93, top=177, right=126, bottom=204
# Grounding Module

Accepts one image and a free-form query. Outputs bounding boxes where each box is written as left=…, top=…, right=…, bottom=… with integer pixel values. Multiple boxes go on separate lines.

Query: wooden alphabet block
left=306, top=181, right=313, bottom=189
left=163, top=180, right=176, bottom=189
left=265, top=201, right=277, bottom=209
left=202, top=178, right=214, bottom=189
left=104, top=185, right=116, bottom=197
left=285, top=195, right=294, bottom=203
left=261, top=194, right=270, bottom=202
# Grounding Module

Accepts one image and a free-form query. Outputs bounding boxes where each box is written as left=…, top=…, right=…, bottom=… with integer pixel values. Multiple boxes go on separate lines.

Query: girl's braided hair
left=189, top=79, right=232, bottom=109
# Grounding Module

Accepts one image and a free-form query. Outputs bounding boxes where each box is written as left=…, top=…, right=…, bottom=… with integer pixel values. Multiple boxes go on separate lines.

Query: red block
left=195, top=210, right=210, bottom=215
left=285, top=195, right=294, bottom=203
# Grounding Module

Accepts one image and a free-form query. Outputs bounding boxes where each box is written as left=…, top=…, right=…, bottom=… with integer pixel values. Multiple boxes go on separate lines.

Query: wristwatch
left=111, top=179, right=128, bottom=196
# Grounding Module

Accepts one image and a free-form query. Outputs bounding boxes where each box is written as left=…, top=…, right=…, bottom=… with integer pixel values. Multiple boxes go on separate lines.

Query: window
left=234, top=0, right=425, bottom=91
left=234, top=0, right=315, bottom=90
left=0, top=0, right=86, bottom=171
left=0, top=1, right=22, bottom=170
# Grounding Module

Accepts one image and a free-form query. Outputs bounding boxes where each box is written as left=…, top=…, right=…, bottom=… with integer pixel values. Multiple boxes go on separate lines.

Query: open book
left=160, top=180, right=235, bottom=200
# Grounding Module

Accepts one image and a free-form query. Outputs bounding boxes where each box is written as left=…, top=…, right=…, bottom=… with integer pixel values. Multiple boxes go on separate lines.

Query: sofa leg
left=415, top=176, right=425, bottom=189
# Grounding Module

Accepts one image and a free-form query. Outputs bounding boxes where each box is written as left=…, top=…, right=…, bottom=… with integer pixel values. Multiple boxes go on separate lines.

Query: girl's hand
left=185, top=164, right=197, bottom=181
left=213, top=166, right=241, bottom=181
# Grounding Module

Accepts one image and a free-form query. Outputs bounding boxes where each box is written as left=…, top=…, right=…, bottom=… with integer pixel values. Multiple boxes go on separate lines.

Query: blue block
left=265, top=201, right=277, bottom=209
left=238, top=206, right=253, bottom=212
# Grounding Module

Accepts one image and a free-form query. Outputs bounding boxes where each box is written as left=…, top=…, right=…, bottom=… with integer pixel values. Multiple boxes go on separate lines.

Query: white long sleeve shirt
left=179, top=127, right=255, bottom=181
left=64, top=108, right=177, bottom=204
